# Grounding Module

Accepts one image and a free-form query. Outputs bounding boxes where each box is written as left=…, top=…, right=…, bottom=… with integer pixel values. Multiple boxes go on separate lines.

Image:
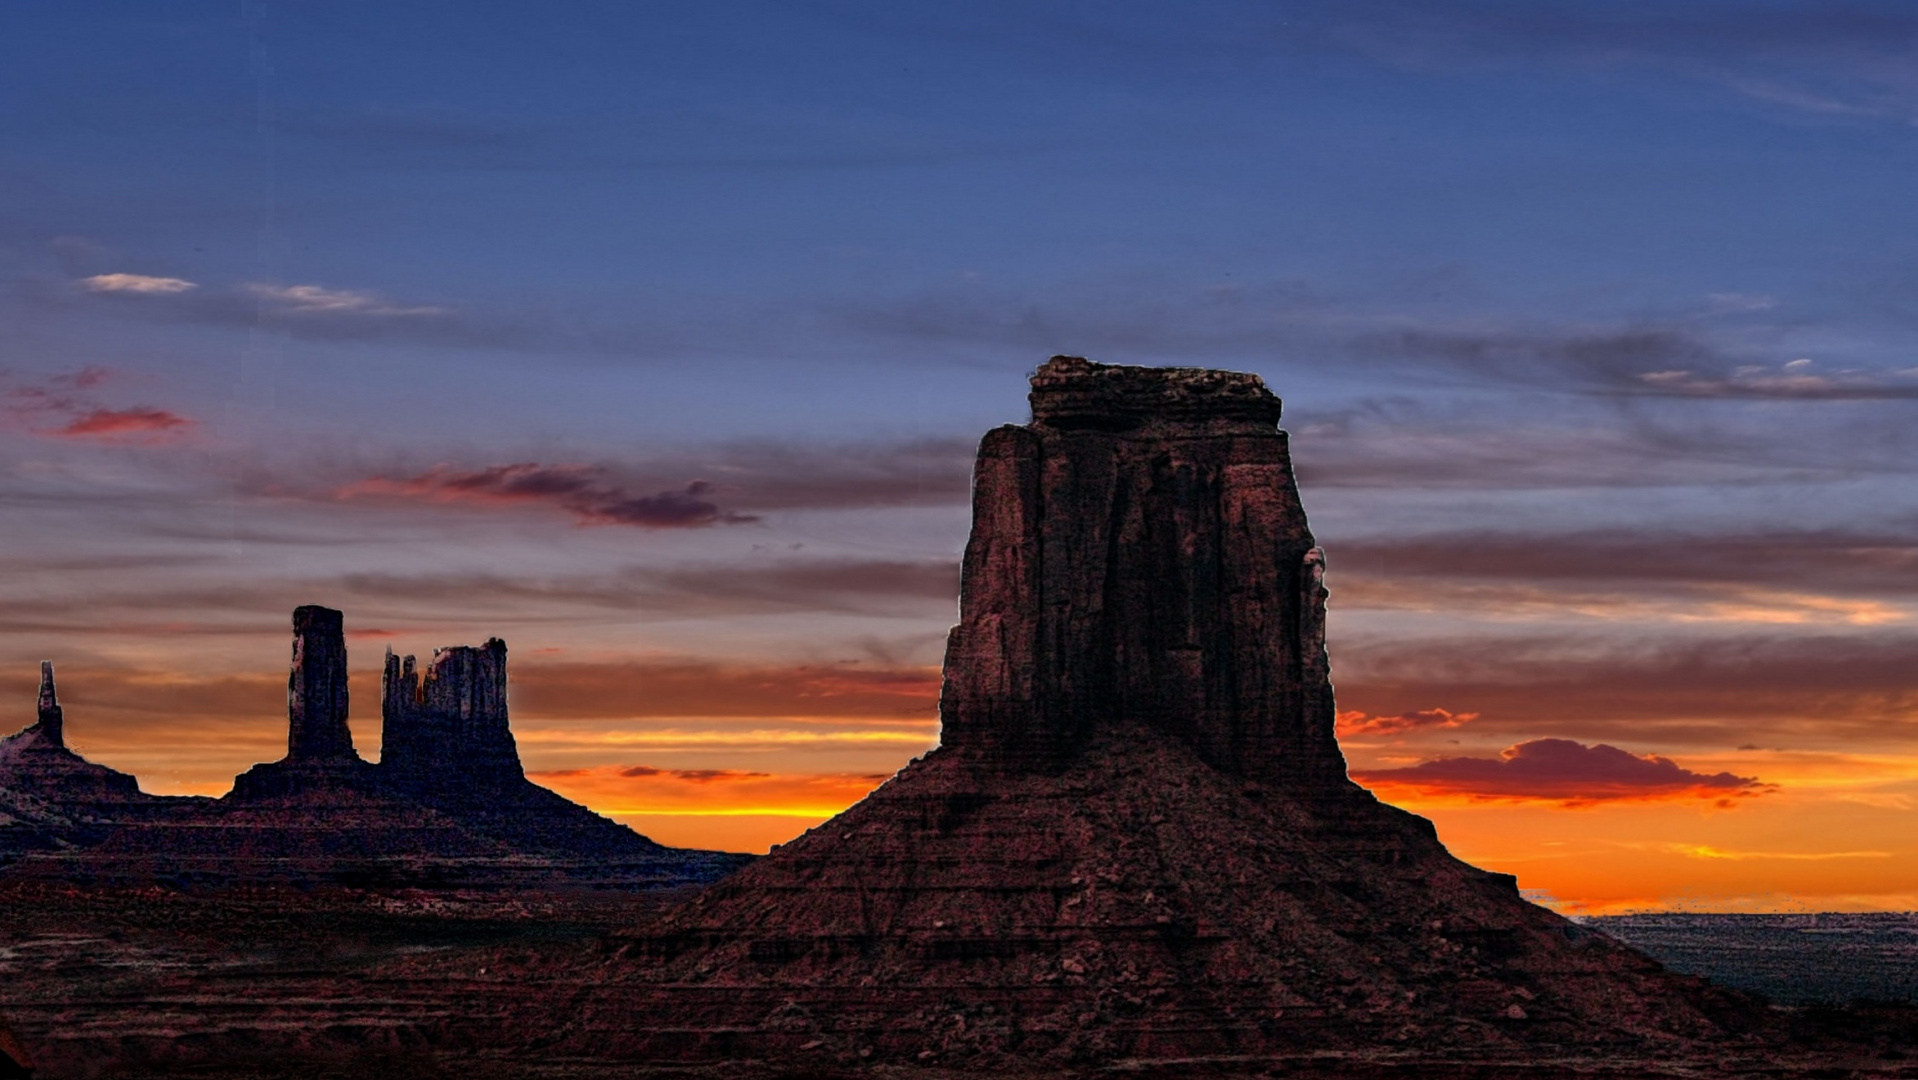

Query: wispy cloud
left=527, top=762, right=892, bottom=818
left=79, top=273, right=196, bottom=295
left=244, top=282, right=448, bottom=317
left=1354, top=737, right=1774, bottom=807
left=1336, top=706, right=1477, bottom=738
left=1, top=368, right=197, bottom=445
left=334, top=463, right=758, bottom=529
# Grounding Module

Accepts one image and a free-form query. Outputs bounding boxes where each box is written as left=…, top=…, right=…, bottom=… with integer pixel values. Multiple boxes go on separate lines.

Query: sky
left=3, top=0, right=1918, bottom=913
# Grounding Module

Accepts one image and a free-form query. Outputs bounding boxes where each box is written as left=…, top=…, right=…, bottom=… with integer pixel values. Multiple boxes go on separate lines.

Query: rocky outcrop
left=286, top=605, right=356, bottom=762
left=942, top=356, right=1344, bottom=784
left=4, top=607, right=750, bottom=889
left=0, top=663, right=144, bottom=804
left=380, top=640, right=522, bottom=791
left=576, top=357, right=1761, bottom=1069
left=379, top=638, right=678, bottom=861
left=0, top=664, right=161, bottom=869
left=229, top=606, right=378, bottom=800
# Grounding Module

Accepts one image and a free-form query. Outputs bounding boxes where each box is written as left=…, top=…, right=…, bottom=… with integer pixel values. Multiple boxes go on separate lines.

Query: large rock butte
left=549, top=357, right=1759, bottom=1068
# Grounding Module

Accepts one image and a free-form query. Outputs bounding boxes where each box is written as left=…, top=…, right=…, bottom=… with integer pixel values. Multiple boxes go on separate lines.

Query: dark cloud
left=1329, top=528, right=1918, bottom=598
left=1371, top=326, right=1918, bottom=401
left=510, top=658, right=941, bottom=720
left=1352, top=737, right=1773, bottom=807
left=1329, top=631, right=1918, bottom=749
left=616, top=765, right=772, bottom=783
left=307, top=438, right=974, bottom=522
left=335, top=464, right=758, bottom=529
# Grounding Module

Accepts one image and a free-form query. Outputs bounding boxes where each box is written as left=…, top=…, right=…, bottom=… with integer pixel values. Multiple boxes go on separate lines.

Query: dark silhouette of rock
left=568, top=358, right=1760, bottom=1069
left=4, top=609, right=747, bottom=890
left=0, top=664, right=162, bottom=868
left=380, top=640, right=522, bottom=790
left=230, top=605, right=379, bottom=800
left=0, top=663, right=145, bottom=804
left=33, top=662, right=60, bottom=747
left=287, top=605, right=356, bottom=762
left=378, top=638, right=693, bottom=862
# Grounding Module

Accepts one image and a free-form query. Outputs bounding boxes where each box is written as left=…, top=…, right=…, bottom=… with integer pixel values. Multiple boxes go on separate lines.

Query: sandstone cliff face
left=941, top=356, right=1342, bottom=784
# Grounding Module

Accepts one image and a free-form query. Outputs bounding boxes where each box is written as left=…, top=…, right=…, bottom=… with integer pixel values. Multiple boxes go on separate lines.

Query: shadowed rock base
left=587, top=725, right=1759, bottom=1068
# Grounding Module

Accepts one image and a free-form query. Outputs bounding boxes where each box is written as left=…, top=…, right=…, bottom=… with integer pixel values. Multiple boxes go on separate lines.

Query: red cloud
left=1336, top=706, right=1479, bottom=737
left=2, top=368, right=195, bottom=444
left=1352, top=738, right=1774, bottom=808
left=336, top=463, right=757, bottom=529
left=55, top=407, right=195, bottom=441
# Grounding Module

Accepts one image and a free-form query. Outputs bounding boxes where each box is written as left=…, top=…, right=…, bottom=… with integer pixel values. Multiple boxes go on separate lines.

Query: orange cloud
left=1354, top=738, right=1775, bottom=808
left=527, top=762, right=890, bottom=818
left=1336, top=706, right=1478, bottom=737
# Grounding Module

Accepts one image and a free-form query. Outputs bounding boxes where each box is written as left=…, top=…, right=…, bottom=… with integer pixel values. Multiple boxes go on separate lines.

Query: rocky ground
left=4, top=866, right=1918, bottom=1077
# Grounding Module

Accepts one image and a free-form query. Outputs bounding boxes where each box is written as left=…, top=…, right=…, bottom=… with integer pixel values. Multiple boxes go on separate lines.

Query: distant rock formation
left=230, top=606, right=379, bottom=801
left=380, top=640, right=523, bottom=792
left=0, top=663, right=144, bottom=804
left=0, top=664, right=159, bottom=868
left=378, top=638, right=674, bottom=860
left=3, top=608, right=748, bottom=889
left=286, top=605, right=356, bottom=763
left=569, top=358, right=1758, bottom=1068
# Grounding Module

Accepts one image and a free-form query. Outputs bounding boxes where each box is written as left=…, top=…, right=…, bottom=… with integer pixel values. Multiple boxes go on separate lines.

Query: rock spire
left=35, top=661, right=61, bottom=747
left=286, top=605, right=355, bottom=762
left=940, top=355, right=1344, bottom=784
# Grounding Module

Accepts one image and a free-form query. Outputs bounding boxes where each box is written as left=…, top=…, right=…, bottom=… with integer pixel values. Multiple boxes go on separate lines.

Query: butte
left=550, top=356, right=1758, bottom=1069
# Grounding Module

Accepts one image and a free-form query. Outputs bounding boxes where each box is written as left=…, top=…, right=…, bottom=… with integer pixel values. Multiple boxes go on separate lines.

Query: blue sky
left=4, top=1, right=1918, bottom=902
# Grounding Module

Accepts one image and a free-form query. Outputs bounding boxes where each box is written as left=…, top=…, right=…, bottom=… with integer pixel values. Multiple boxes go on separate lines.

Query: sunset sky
left=4, top=2, right=1918, bottom=913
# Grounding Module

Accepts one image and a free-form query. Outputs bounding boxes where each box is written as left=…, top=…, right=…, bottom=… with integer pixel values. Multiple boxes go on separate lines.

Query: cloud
left=1, top=368, right=197, bottom=445
left=509, top=658, right=941, bottom=720
left=1653, top=843, right=1891, bottom=862
left=1326, top=3, right=1918, bottom=125
left=1330, top=631, right=1918, bottom=749
left=334, top=463, right=758, bottom=529
left=526, top=762, right=893, bottom=818
left=244, top=282, right=448, bottom=318
left=1336, top=706, right=1478, bottom=737
left=79, top=273, right=197, bottom=295
left=1353, top=738, right=1773, bottom=807
left=52, top=407, right=195, bottom=441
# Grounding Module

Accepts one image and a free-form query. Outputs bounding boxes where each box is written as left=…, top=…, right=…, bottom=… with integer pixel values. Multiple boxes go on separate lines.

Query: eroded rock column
left=287, top=605, right=355, bottom=762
